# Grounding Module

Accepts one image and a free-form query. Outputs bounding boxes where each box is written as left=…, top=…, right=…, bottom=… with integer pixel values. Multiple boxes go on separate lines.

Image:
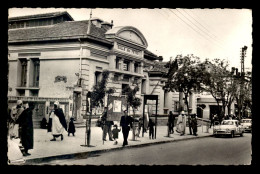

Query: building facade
left=8, top=11, right=227, bottom=128
left=8, top=11, right=182, bottom=127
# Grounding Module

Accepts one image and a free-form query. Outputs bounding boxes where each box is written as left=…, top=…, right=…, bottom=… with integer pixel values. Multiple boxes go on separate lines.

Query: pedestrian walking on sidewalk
left=190, top=114, right=198, bottom=136
left=148, top=118, right=155, bottom=139
left=40, top=117, right=47, bottom=129
left=168, top=111, right=175, bottom=134
left=112, top=124, right=121, bottom=145
left=10, top=100, right=24, bottom=139
left=144, top=109, right=149, bottom=132
left=176, top=111, right=186, bottom=136
left=210, top=114, right=217, bottom=128
left=120, top=110, right=133, bottom=146
left=16, top=102, right=34, bottom=156
left=68, top=117, right=76, bottom=136
left=101, top=107, right=114, bottom=141
left=137, top=117, right=143, bottom=137
left=48, top=101, right=67, bottom=141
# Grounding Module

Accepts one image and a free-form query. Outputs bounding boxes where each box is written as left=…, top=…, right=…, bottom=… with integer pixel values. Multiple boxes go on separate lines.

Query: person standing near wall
left=137, top=117, right=143, bottom=137
left=68, top=117, right=76, bottom=136
left=168, top=111, right=175, bottom=134
left=190, top=114, right=198, bottom=136
left=10, top=100, right=24, bottom=139
left=120, top=110, right=133, bottom=146
left=102, top=107, right=114, bottom=141
left=148, top=118, right=155, bottom=139
left=209, top=114, right=214, bottom=128
left=16, top=102, right=34, bottom=156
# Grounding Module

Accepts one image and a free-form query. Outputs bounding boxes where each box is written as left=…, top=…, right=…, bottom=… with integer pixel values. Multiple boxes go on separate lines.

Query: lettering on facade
left=55, top=76, right=67, bottom=83
left=117, top=44, right=140, bottom=56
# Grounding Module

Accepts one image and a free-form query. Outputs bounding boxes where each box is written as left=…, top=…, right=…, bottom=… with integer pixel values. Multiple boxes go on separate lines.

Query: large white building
left=8, top=11, right=225, bottom=127
left=8, top=11, right=182, bottom=127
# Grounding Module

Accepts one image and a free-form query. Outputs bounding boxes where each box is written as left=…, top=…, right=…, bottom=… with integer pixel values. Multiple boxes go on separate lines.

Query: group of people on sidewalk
left=7, top=100, right=76, bottom=164
left=7, top=100, right=34, bottom=164
left=170, top=111, right=198, bottom=136
left=100, top=108, right=132, bottom=146
left=99, top=107, right=158, bottom=146
left=7, top=99, right=200, bottom=163
left=99, top=108, right=199, bottom=147
left=47, top=101, right=76, bottom=141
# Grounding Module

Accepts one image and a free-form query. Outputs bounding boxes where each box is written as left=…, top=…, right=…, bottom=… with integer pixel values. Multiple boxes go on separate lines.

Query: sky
left=8, top=8, right=252, bottom=72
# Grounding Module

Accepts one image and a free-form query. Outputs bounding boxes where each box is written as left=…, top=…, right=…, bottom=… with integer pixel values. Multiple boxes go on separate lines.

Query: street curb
left=24, top=134, right=213, bottom=164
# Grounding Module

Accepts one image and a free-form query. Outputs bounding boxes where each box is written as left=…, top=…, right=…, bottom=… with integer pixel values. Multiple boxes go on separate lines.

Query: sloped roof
left=8, top=12, right=161, bottom=60
left=144, top=49, right=158, bottom=57
left=8, top=20, right=111, bottom=44
left=8, top=11, right=74, bottom=22
left=150, top=62, right=168, bottom=73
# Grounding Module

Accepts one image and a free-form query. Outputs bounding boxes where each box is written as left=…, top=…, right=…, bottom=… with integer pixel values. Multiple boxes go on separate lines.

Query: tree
left=122, top=85, right=142, bottom=140
left=91, top=70, right=115, bottom=109
left=200, top=58, right=237, bottom=120
left=232, top=71, right=252, bottom=119
left=87, top=70, right=114, bottom=146
left=164, top=54, right=204, bottom=135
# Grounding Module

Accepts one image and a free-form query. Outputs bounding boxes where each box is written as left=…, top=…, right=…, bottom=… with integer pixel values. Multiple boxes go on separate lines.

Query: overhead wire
left=166, top=8, right=236, bottom=62
left=167, top=9, right=219, bottom=47
left=183, top=9, right=229, bottom=46
left=184, top=9, right=245, bottom=68
left=155, top=9, right=207, bottom=56
left=176, top=8, right=228, bottom=50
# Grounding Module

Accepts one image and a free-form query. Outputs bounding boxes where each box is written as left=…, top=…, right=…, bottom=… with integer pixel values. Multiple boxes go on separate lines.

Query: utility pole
left=241, top=46, right=247, bottom=76
left=238, top=46, right=247, bottom=119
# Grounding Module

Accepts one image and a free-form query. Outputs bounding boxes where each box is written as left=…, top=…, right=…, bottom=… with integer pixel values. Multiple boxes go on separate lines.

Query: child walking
left=112, top=124, right=121, bottom=145
left=68, top=117, right=76, bottom=136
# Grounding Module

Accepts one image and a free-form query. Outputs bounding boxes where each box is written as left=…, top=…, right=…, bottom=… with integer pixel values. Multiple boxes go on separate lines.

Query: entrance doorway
left=209, top=105, right=221, bottom=120
left=142, top=95, right=158, bottom=138
left=32, top=102, right=45, bottom=128
left=197, top=107, right=203, bottom=118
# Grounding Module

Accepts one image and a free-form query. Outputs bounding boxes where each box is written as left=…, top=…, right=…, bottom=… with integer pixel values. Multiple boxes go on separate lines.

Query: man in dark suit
left=120, top=110, right=133, bottom=146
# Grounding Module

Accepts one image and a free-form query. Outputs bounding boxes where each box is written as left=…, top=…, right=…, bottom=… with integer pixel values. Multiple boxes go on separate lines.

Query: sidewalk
left=17, top=125, right=213, bottom=164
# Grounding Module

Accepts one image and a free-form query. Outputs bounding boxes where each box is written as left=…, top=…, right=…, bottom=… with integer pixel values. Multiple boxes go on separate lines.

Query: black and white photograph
left=6, top=8, right=253, bottom=166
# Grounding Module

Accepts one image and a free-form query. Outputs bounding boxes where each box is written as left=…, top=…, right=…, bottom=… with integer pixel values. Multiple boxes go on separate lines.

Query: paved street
left=37, top=132, right=251, bottom=165
left=19, top=125, right=212, bottom=164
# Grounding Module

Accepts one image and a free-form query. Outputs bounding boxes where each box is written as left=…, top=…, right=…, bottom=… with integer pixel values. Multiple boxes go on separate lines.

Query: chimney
left=101, top=21, right=113, bottom=30
left=158, top=56, right=163, bottom=62
left=90, top=17, right=103, bottom=28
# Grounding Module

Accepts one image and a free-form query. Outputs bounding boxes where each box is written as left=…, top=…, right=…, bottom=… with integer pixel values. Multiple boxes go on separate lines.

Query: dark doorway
left=197, top=107, right=203, bottom=118
left=209, top=105, right=221, bottom=119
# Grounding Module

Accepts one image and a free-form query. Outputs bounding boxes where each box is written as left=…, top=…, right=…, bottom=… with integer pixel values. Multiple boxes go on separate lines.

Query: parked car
left=213, top=120, right=244, bottom=138
left=240, top=119, right=252, bottom=132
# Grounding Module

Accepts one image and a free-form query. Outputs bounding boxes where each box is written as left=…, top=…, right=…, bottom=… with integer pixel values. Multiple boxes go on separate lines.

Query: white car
left=240, top=119, right=252, bottom=132
left=213, top=120, right=244, bottom=138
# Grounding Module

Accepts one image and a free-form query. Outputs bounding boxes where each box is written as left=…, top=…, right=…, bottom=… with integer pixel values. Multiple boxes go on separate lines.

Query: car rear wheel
left=240, top=132, right=243, bottom=137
